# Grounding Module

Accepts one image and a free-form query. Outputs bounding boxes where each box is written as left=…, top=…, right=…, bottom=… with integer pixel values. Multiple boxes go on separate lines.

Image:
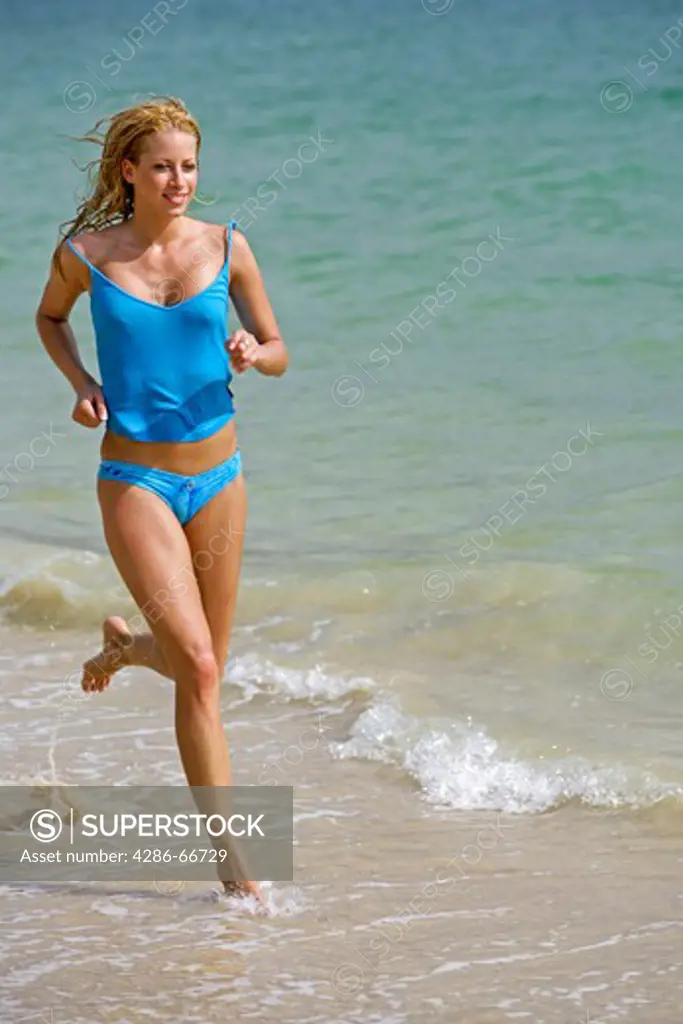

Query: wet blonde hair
left=53, top=96, right=201, bottom=275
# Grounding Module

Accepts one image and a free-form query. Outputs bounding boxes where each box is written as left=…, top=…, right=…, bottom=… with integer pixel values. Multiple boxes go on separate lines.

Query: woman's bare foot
left=222, top=879, right=266, bottom=911
left=82, top=616, right=132, bottom=693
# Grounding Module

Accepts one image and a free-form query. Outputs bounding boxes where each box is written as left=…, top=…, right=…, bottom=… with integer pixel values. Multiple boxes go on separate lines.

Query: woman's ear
left=121, top=159, right=135, bottom=185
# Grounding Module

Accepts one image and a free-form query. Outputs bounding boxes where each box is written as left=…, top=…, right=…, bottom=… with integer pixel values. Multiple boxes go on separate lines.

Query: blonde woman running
left=35, top=97, right=288, bottom=900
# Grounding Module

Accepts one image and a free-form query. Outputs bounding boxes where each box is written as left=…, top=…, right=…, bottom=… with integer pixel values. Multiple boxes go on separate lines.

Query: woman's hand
left=72, top=379, right=108, bottom=428
left=226, top=329, right=263, bottom=375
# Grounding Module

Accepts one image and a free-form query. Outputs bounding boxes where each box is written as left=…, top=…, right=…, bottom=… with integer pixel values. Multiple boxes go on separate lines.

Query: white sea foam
left=331, top=700, right=683, bottom=813
left=227, top=651, right=374, bottom=703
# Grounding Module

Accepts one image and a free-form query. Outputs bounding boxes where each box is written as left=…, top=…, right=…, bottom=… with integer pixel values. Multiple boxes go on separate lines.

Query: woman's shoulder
left=188, top=218, right=228, bottom=250
left=185, top=217, right=242, bottom=249
left=55, top=225, right=121, bottom=283
left=67, top=224, right=123, bottom=263
left=186, top=219, right=251, bottom=267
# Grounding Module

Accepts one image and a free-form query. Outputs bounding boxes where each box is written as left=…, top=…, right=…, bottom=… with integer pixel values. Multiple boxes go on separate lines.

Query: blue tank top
left=66, top=222, right=237, bottom=443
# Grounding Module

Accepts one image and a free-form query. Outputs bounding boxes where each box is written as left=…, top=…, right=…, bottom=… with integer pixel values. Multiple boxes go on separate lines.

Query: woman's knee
left=176, top=646, right=220, bottom=702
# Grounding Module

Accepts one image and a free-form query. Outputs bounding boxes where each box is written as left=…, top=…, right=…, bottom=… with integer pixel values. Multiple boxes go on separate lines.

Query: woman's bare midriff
left=100, top=418, right=238, bottom=475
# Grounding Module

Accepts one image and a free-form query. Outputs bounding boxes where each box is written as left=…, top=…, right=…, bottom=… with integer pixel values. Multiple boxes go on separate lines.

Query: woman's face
left=122, top=129, right=198, bottom=215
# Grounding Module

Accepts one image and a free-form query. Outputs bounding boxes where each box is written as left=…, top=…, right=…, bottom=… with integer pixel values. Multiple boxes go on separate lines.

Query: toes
left=81, top=668, right=109, bottom=694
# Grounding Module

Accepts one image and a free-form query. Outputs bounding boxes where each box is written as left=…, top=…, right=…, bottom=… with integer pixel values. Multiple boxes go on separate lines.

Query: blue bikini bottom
left=98, top=450, right=242, bottom=525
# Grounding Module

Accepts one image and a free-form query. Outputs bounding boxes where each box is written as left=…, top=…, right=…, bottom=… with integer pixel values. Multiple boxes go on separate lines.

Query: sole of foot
left=81, top=616, right=132, bottom=693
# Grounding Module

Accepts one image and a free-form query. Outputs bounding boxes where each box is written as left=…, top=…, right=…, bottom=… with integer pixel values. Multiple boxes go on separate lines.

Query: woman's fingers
left=226, top=329, right=249, bottom=353
left=94, top=394, right=108, bottom=422
left=227, top=331, right=260, bottom=375
left=227, top=329, right=259, bottom=357
left=229, top=354, right=253, bottom=374
left=73, top=398, right=100, bottom=428
left=71, top=382, right=108, bottom=427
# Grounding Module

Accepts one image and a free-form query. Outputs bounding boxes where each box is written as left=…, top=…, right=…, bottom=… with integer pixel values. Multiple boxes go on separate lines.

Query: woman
left=35, top=97, right=288, bottom=901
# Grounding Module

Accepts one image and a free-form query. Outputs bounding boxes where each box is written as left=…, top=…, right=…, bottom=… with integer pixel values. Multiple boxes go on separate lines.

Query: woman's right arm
left=35, top=241, right=108, bottom=427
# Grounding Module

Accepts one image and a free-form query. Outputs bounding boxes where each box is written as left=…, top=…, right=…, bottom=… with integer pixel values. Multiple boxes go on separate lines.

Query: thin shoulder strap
left=64, top=235, right=95, bottom=269
left=226, top=220, right=237, bottom=332
left=226, top=220, right=237, bottom=277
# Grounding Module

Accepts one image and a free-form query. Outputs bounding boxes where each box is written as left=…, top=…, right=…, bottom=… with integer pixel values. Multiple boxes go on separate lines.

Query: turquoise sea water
left=2, top=0, right=683, bottom=570
left=2, top=2, right=683, bottom=1019
left=2, top=0, right=683, bottom=774
left=2, top=0, right=683, bottom=768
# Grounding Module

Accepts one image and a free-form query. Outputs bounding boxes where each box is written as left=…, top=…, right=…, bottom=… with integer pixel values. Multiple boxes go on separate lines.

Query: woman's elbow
left=278, top=341, right=289, bottom=376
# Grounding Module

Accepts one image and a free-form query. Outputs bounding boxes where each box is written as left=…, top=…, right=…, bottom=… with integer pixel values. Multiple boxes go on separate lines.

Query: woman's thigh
left=97, top=478, right=214, bottom=676
left=182, top=472, right=247, bottom=673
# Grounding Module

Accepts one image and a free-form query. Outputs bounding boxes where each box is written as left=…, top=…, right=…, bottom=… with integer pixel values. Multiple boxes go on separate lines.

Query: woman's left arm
left=226, top=230, right=289, bottom=377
